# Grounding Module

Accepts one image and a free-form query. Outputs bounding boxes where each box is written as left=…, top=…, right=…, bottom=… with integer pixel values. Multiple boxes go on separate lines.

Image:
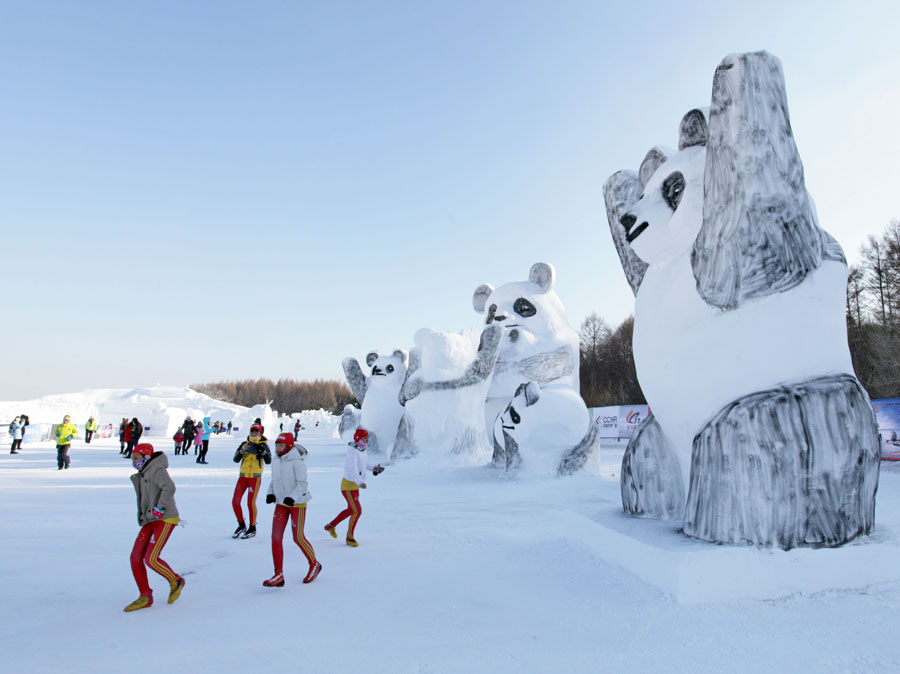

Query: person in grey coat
left=124, top=443, right=185, bottom=612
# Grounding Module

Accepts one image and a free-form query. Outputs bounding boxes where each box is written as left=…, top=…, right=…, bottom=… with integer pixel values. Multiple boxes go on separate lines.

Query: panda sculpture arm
left=342, top=357, right=368, bottom=404
left=398, top=325, right=502, bottom=405
left=691, top=50, right=845, bottom=311
left=603, top=170, right=647, bottom=295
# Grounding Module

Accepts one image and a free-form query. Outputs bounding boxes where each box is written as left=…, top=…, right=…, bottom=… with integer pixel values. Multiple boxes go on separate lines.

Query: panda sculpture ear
left=514, top=381, right=541, bottom=407
left=528, top=263, right=555, bottom=292
left=365, top=352, right=379, bottom=367
left=639, top=146, right=669, bottom=190
left=392, top=349, right=409, bottom=366
left=473, top=284, right=494, bottom=313
left=691, top=51, right=836, bottom=310
left=678, top=108, right=708, bottom=150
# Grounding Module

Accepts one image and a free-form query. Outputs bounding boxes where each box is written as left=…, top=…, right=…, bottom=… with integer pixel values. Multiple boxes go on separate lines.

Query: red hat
left=250, top=424, right=263, bottom=433
left=276, top=432, right=294, bottom=448
left=353, top=428, right=369, bottom=444
left=133, top=443, right=154, bottom=456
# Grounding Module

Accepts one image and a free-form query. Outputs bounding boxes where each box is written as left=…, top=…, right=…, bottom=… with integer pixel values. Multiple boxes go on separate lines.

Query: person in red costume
left=231, top=424, right=272, bottom=539
left=262, top=432, right=321, bottom=587
left=124, top=443, right=185, bottom=612
left=324, top=428, right=384, bottom=547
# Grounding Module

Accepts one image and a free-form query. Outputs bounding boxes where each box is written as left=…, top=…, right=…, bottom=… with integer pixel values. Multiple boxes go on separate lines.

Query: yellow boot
left=324, top=524, right=337, bottom=538
left=168, top=576, right=185, bottom=604
left=346, top=537, right=359, bottom=547
left=124, top=596, right=153, bottom=612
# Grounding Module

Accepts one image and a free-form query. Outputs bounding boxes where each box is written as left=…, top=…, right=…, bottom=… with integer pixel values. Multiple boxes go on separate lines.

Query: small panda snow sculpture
left=473, top=262, right=598, bottom=474
left=492, top=381, right=598, bottom=476
left=394, top=325, right=501, bottom=463
left=604, top=51, right=879, bottom=549
left=341, top=350, right=408, bottom=457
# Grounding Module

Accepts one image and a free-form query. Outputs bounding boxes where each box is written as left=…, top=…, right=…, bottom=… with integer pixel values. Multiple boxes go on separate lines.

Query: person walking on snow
left=231, top=423, right=271, bottom=539
left=124, top=443, right=185, bottom=612
left=55, top=415, right=79, bottom=469
left=119, top=418, right=129, bottom=454
left=85, top=416, right=98, bottom=443
left=263, top=432, right=321, bottom=587
left=9, top=416, right=23, bottom=454
left=293, top=419, right=301, bottom=441
left=197, top=416, right=212, bottom=463
left=324, top=428, right=384, bottom=547
left=173, top=430, right=184, bottom=455
left=125, top=418, right=143, bottom=458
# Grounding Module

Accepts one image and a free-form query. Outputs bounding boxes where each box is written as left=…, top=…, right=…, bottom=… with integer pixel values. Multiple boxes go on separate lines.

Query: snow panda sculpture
left=474, top=262, right=598, bottom=475
left=492, top=381, right=598, bottom=476
left=341, top=350, right=408, bottom=457
left=393, top=325, right=502, bottom=463
left=603, top=51, right=879, bottom=549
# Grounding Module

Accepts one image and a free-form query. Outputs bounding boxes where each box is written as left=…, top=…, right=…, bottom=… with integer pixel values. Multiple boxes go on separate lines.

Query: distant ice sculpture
left=604, top=51, right=879, bottom=548
left=393, top=326, right=501, bottom=463
left=473, top=262, right=599, bottom=475
left=341, top=350, right=408, bottom=457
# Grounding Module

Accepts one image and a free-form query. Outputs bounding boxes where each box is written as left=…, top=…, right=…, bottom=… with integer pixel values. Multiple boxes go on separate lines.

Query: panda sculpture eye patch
left=662, top=171, right=685, bottom=211
left=513, top=298, right=537, bottom=318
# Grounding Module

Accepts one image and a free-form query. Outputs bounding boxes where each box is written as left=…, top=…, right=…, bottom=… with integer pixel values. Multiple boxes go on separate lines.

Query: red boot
left=263, top=572, right=285, bottom=588
left=303, top=561, right=322, bottom=584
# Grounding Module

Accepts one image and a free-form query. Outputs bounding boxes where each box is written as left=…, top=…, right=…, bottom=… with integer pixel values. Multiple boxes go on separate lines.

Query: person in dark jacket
left=124, top=443, right=185, bottom=612
left=124, top=418, right=143, bottom=458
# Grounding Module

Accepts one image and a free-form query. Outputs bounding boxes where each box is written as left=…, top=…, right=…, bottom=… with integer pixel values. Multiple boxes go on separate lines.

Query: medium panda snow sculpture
left=603, top=51, right=879, bottom=549
left=474, top=262, right=598, bottom=475
left=394, top=325, right=501, bottom=463
left=341, top=350, right=408, bottom=457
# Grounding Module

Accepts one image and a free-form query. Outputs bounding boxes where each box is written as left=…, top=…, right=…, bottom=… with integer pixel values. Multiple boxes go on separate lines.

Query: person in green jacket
left=85, top=416, right=98, bottom=443
left=55, top=415, right=79, bottom=470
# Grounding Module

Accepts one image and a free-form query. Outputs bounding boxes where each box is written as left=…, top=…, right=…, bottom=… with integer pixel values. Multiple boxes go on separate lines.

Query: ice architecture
left=341, top=350, right=408, bottom=457
left=473, top=262, right=598, bottom=475
left=603, top=50, right=880, bottom=548
left=393, top=326, right=501, bottom=463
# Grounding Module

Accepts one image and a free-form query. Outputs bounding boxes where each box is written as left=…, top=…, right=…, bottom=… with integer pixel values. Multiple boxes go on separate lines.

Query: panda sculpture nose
left=620, top=213, right=636, bottom=232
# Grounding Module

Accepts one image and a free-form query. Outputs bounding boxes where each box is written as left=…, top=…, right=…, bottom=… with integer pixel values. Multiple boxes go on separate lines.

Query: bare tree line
left=191, top=378, right=356, bottom=416
left=847, top=219, right=900, bottom=398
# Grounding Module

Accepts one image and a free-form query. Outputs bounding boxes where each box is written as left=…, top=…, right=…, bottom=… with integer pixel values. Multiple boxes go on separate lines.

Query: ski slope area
left=2, top=435, right=900, bottom=673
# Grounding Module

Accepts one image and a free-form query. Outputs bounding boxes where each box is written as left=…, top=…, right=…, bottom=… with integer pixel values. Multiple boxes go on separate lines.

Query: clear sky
left=2, top=0, right=898, bottom=400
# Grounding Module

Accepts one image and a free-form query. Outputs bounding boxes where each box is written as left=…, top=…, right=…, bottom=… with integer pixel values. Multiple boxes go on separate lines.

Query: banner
left=872, top=398, right=900, bottom=461
left=590, top=405, right=651, bottom=439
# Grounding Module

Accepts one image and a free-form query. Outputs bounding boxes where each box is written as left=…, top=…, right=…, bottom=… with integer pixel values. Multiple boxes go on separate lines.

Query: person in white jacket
left=262, top=432, right=321, bottom=588
left=324, top=428, right=384, bottom=547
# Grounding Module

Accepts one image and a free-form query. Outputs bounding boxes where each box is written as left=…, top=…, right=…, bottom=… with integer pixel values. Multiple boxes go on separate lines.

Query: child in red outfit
left=324, top=428, right=384, bottom=547
left=262, top=432, right=321, bottom=587
left=125, top=443, right=185, bottom=612
left=231, top=424, right=272, bottom=539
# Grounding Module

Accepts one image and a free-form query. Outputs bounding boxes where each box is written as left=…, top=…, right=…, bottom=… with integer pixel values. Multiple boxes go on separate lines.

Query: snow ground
left=2, top=436, right=900, bottom=674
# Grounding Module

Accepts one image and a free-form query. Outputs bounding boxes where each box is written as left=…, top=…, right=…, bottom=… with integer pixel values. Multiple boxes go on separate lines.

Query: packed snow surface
left=2, top=434, right=900, bottom=673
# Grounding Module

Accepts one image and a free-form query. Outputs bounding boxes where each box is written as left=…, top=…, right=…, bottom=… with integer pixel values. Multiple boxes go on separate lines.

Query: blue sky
left=3, top=1, right=898, bottom=399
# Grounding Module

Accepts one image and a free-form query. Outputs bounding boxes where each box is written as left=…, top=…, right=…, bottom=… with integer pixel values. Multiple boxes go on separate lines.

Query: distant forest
left=198, top=222, right=900, bottom=415
left=191, top=378, right=355, bottom=416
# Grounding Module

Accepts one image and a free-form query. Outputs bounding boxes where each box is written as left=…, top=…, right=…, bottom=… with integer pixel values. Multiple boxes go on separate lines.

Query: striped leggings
left=328, top=489, right=361, bottom=538
left=232, top=476, right=261, bottom=526
left=130, top=520, right=179, bottom=597
left=271, top=504, right=317, bottom=573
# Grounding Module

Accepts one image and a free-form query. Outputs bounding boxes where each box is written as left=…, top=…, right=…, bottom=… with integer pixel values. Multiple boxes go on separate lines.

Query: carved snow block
left=621, top=415, right=685, bottom=520
left=684, top=374, right=880, bottom=549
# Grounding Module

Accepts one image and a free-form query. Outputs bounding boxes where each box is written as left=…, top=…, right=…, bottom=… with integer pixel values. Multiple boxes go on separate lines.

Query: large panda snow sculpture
left=474, top=262, right=598, bottom=475
left=603, top=51, right=879, bottom=549
left=341, top=350, right=408, bottom=457
left=393, top=325, right=502, bottom=463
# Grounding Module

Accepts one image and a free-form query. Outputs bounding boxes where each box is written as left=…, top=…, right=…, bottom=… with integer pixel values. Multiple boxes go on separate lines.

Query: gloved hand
left=283, top=497, right=295, bottom=507
left=67, top=435, right=73, bottom=442
left=152, top=506, right=165, bottom=518
left=266, top=494, right=276, bottom=504
left=373, top=464, right=384, bottom=476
